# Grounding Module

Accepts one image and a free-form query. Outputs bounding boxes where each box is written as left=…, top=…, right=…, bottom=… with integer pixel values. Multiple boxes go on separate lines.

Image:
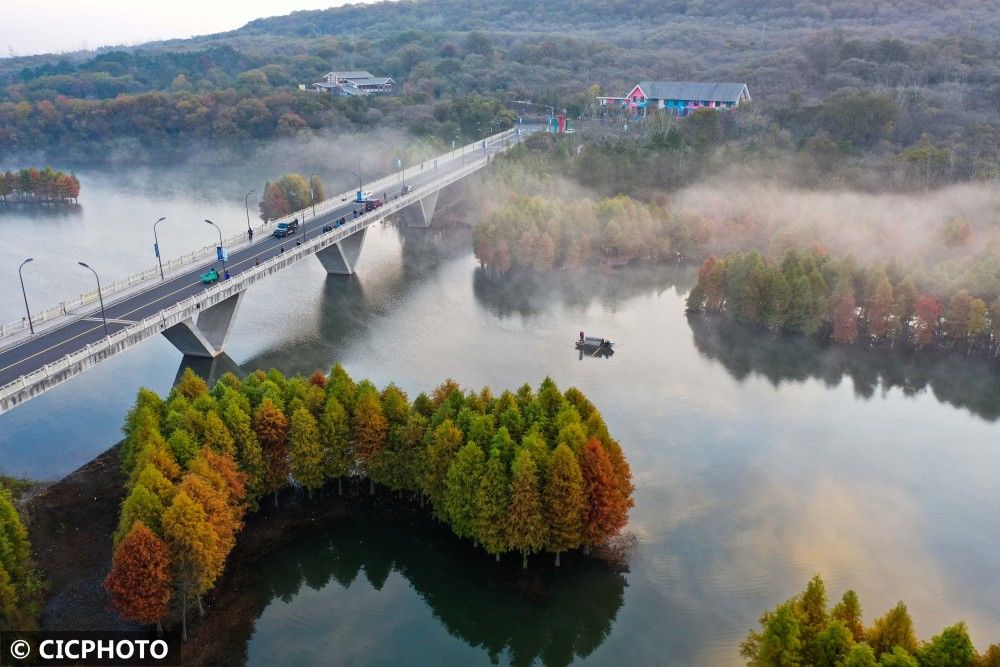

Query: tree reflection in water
left=688, top=313, right=1000, bottom=421
left=251, top=507, right=627, bottom=666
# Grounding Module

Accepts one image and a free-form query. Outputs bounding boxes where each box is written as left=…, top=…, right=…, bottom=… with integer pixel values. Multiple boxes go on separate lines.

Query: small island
left=0, top=167, right=80, bottom=204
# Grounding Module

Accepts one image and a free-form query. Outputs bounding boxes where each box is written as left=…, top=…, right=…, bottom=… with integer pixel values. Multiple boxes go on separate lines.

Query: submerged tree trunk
left=181, top=591, right=188, bottom=642
left=495, top=553, right=500, bottom=562
left=273, top=491, right=279, bottom=508
left=522, top=551, right=528, bottom=569
left=338, top=477, right=343, bottom=495
left=555, top=551, right=561, bottom=567
left=156, top=620, right=163, bottom=636
left=197, top=596, right=205, bottom=617
left=583, top=544, right=591, bottom=556
left=369, top=478, right=375, bottom=494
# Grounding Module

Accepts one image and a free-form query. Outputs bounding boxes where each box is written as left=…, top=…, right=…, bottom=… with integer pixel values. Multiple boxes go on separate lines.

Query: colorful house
left=598, top=81, right=751, bottom=117
left=312, top=70, right=395, bottom=96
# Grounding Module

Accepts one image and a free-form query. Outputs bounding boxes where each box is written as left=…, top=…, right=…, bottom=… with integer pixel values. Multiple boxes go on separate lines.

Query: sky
left=2, top=1, right=376, bottom=57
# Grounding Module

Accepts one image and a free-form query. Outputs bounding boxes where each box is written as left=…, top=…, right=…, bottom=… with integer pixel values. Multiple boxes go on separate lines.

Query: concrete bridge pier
left=316, top=226, right=369, bottom=275
left=162, top=291, right=245, bottom=358
left=402, top=190, right=440, bottom=228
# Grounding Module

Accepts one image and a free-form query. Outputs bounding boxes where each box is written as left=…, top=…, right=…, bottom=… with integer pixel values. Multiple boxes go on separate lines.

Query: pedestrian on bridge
left=248, top=228, right=254, bottom=242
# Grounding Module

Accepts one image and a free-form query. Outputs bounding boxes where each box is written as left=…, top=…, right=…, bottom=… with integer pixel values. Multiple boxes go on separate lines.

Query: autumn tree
left=543, top=444, right=585, bottom=565
left=222, top=404, right=266, bottom=510
left=162, top=490, right=223, bottom=641
left=475, top=448, right=510, bottom=561
left=831, top=590, right=865, bottom=642
left=913, top=295, right=943, bottom=348
left=506, top=449, right=547, bottom=569
left=352, top=389, right=388, bottom=493
left=866, top=602, right=918, bottom=658
left=758, top=603, right=802, bottom=666
left=288, top=407, right=324, bottom=498
left=865, top=269, right=894, bottom=342
left=422, top=419, right=464, bottom=515
left=104, top=521, right=171, bottom=632
left=253, top=398, right=289, bottom=506
left=259, top=181, right=289, bottom=221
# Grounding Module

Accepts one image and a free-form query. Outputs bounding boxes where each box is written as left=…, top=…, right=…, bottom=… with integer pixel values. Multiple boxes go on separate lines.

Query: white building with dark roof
left=598, top=81, right=751, bottom=116
left=313, top=70, right=395, bottom=95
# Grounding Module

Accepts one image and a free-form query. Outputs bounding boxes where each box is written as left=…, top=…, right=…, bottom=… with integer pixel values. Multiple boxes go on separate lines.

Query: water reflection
left=247, top=507, right=626, bottom=667
left=0, top=202, right=83, bottom=220
left=472, top=262, right=697, bottom=319
left=687, top=313, right=1000, bottom=421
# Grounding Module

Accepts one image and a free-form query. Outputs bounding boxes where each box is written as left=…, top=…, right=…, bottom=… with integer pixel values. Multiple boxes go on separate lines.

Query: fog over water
left=1, top=169, right=998, bottom=664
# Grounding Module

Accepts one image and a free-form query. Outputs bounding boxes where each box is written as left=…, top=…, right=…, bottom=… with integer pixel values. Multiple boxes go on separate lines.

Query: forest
left=742, top=575, right=999, bottom=666
left=107, top=367, right=633, bottom=639
left=0, top=1, right=996, bottom=167
left=686, top=248, right=1000, bottom=355
left=0, top=168, right=80, bottom=203
left=0, top=480, right=42, bottom=630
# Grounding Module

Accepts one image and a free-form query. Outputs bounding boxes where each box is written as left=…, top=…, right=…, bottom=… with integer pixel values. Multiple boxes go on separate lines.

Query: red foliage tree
left=103, top=521, right=172, bottom=630
left=259, top=181, right=290, bottom=221
left=580, top=438, right=630, bottom=547
left=832, top=294, right=859, bottom=345
left=913, top=295, right=943, bottom=348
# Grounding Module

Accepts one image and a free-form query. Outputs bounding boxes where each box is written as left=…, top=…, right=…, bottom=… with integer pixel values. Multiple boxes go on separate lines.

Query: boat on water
left=576, top=332, right=615, bottom=356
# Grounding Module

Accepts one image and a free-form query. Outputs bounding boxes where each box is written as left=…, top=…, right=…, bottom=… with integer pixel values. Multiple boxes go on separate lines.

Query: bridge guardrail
left=0, top=128, right=518, bottom=343
left=0, top=149, right=502, bottom=413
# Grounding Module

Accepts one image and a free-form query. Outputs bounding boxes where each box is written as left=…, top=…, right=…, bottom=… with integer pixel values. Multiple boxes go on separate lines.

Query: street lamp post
left=307, top=172, right=318, bottom=244
left=244, top=189, right=256, bottom=239
left=78, top=262, right=109, bottom=336
left=349, top=169, right=363, bottom=202
left=18, top=258, right=34, bottom=334
left=204, top=219, right=226, bottom=277
left=153, top=216, right=167, bottom=280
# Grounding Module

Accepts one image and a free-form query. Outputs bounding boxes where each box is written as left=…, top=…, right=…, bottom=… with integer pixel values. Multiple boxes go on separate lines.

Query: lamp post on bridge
left=77, top=262, right=109, bottom=336
left=307, top=171, right=318, bottom=244
left=204, top=219, right=227, bottom=278
left=244, top=189, right=256, bottom=241
left=349, top=168, right=363, bottom=203
left=153, top=216, right=167, bottom=280
left=18, top=258, right=35, bottom=335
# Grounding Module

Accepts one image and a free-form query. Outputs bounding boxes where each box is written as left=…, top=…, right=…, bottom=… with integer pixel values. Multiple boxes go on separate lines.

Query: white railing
left=0, top=147, right=508, bottom=414
left=0, top=128, right=518, bottom=342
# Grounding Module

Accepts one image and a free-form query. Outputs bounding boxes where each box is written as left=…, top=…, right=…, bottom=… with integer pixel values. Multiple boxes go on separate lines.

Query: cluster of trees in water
left=258, top=173, right=326, bottom=222
left=742, top=575, right=999, bottom=666
left=0, top=482, right=42, bottom=630
left=686, top=248, right=1000, bottom=355
left=105, top=366, right=632, bottom=638
left=0, top=168, right=79, bottom=203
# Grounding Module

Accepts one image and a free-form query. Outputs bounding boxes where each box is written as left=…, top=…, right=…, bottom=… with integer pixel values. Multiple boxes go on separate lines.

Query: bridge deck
left=0, top=128, right=524, bottom=413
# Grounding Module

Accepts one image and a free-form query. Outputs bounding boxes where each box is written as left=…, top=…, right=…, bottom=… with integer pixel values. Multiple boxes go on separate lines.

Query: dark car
left=364, top=199, right=384, bottom=212
left=272, top=218, right=299, bottom=238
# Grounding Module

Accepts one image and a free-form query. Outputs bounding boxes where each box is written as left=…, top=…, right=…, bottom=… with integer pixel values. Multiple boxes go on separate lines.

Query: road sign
left=154, top=243, right=159, bottom=258
left=216, top=246, right=228, bottom=262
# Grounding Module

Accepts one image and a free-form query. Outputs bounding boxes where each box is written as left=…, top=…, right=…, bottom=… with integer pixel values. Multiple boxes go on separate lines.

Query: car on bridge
left=200, top=268, right=220, bottom=284
left=363, top=199, right=384, bottom=212
left=272, top=219, right=299, bottom=238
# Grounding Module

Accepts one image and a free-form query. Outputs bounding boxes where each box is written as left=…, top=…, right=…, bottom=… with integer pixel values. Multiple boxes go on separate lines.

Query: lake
left=1, top=170, right=998, bottom=665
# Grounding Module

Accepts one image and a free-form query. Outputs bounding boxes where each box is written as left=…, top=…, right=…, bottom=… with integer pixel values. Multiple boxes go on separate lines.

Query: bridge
left=0, top=128, right=526, bottom=414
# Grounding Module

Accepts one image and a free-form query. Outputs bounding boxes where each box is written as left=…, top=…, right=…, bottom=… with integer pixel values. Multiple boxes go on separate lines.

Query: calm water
left=1, top=172, right=999, bottom=665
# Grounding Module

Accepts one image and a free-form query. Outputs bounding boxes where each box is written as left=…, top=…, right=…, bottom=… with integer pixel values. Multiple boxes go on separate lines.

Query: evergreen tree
left=115, top=484, right=166, bottom=543
left=167, top=429, right=199, bottom=468
left=758, top=602, right=802, bottom=667
left=223, top=404, right=266, bottom=510
left=814, top=620, right=854, bottom=667
left=840, top=643, right=878, bottom=667
left=867, top=602, right=918, bottom=658
left=475, top=448, right=510, bottom=561
left=0, top=489, right=29, bottom=580
left=319, top=395, right=352, bottom=494
left=422, top=419, right=464, bottom=516
left=543, top=444, right=585, bottom=565
left=201, top=411, right=235, bottom=456
left=832, top=590, right=865, bottom=642
left=443, top=443, right=486, bottom=539
left=506, top=449, right=547, bottom=569
left=918, top=623, right=976, bottom=667
left=288, top=407, right=324, bottom=498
